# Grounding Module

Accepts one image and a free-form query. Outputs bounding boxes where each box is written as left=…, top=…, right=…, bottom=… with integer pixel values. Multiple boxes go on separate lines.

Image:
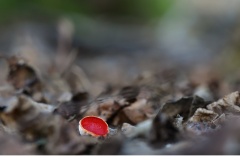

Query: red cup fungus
left=79, top=116, right=109, bottom=137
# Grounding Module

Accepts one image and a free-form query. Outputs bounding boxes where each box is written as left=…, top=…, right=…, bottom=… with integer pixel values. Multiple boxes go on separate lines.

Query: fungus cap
left=79, top=116, right=109, bottom=137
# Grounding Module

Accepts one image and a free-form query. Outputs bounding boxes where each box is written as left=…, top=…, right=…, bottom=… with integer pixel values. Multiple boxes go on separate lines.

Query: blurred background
left=1, top=0, right=240, bottom=93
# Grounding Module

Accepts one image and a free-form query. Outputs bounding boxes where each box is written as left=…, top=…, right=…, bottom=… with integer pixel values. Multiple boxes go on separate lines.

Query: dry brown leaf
left=206, top=91, right=240, bottom=115
left=82, top=85, right=161, bottom=126
left=186, top=91, right=240, bottom=135
left=188, top=108, right=218, bottom=123
left=189, top=91, right=240, bottom=124
left=6, top=55, right=45, bottom=102
left=83, top=97, right=123, bottom=121
left=121, top=99, right=155, bottom=125
left=83, top=86, right=139, bottom=121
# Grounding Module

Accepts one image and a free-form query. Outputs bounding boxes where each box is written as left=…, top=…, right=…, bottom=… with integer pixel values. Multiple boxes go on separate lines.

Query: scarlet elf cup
left=79, top=116, right=109, bottom=137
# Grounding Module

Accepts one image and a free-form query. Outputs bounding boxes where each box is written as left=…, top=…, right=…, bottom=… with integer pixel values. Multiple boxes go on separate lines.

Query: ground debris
left=1, top=52, right=240, bottom=155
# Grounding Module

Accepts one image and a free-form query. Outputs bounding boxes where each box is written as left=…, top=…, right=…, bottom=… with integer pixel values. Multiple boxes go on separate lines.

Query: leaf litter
left=1, top=52, right=240, bottom=155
